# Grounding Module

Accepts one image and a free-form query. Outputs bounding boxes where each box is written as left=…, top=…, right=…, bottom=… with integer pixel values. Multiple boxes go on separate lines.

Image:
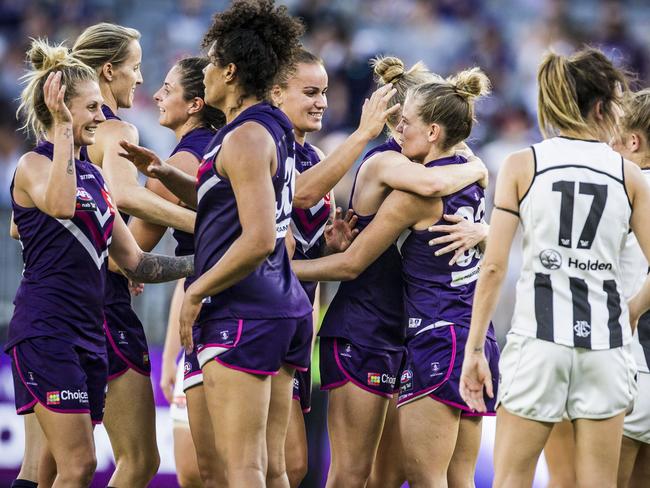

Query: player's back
left=512, top=136, right=631, bottom=350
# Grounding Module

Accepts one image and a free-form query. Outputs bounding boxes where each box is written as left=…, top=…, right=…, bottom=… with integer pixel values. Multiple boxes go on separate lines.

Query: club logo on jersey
left=367, top=373, right=381, bottom=386
left=408, top=318, right=422, bottom=328
left=184, top=362, right=192, bottom=374
left=46, top=391, right=61, bottom=405
left=220, top=330, right=229, bottom=341
left=574, top=320, right=591, bottom=338
left=26, top=371, right=37, bottom=386
left=117, top=330, right=128, bottom=345
left=539, top=249, right=562, bottom=270
left=75, top=187, right=97, bottom=211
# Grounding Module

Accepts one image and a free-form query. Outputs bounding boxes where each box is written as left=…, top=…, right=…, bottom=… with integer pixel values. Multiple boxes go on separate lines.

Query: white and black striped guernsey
left=511, top=136, right=632, bottom=350
left=619, top=168, right=650, bottom=372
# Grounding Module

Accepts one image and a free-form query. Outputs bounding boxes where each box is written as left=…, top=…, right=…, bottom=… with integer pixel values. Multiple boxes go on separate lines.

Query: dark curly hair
left=202, top=0, right=305, bottom=100
left=175, top=57, right=226, bottom=130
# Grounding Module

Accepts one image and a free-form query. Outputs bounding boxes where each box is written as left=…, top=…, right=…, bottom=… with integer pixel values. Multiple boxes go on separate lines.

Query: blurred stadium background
left=0, top=0, right=648, bottom=486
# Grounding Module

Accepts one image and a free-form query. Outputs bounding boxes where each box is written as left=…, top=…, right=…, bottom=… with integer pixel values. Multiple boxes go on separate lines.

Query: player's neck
left=174, top=118, right=203, bottom=141
left=294, top=129, right=306, bottom=146
left=558, top=129, right=602, bottom=142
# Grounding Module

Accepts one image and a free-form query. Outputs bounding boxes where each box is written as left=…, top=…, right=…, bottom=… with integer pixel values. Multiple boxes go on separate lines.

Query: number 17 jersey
left=511, top=136, right=631, bottom=350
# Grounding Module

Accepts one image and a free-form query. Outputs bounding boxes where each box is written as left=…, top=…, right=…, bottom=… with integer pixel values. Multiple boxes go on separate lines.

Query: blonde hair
left=371, top=55, right=441, bottom=129
left=17, top=38, right=98, bottom=138
left=537, top=47, right=628, bottom=139
left=72, top=22, right=140, bottom=72
left=621, top=88, right=650, bottom=146
left=407, top=67, right=491, bottom=150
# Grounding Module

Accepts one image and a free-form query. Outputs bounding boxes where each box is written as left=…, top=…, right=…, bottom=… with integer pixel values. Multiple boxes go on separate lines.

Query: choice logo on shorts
left=46, top=391, right=61, bottom=405
left=367, top=373, right=396, bottom=387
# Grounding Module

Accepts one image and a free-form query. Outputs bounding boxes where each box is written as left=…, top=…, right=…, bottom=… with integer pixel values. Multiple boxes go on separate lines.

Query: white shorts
left=624, top=371, right=650, bottom=444
left=497, top=333, right=637, bottom=423
left=170, top=359, right=189, bottom=424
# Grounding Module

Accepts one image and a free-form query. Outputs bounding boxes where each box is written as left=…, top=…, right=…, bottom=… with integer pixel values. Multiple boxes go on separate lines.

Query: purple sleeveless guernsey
left=318, top=137, right=404, bottom=351
left=169, top=127, right=216, bottom=262
left=194, top=102, right=311, bottom=320
left=291, top=141, right=331, bottom=303
left=96, top=105, right=133, bottom=306
left=6, top=141, right=115, bottom=353
left=401, top=155, right=495, bottom=340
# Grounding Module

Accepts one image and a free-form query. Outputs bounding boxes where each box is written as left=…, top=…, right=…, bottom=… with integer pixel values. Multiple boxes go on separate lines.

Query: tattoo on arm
left=67, top=154, right=74, bottom=175
left=64, top=127, right=72, bottom=138
left=124, top=253, right=194, bottom=283
left=473, top=346, right=483, bottom=353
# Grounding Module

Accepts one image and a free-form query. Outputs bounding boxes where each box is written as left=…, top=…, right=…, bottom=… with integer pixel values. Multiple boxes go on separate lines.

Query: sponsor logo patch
left=143, top=352, right=150, bottom=365
left=75, top=187, right=97, bottom=211
left=46, top=391, right=61, bottom=405
left=367, top=373, right=381, bottom=386
left=408, top=318, right=422, bottom=328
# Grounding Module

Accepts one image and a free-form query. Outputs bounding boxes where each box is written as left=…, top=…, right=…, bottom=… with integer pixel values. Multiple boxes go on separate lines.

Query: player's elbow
left=292, top=189, right=321, bottom=210
left=340, top=259, right=363, bottom=281
left=425, top=178, right=446, bottom=197
left=479, top=261, right=505, bottom=281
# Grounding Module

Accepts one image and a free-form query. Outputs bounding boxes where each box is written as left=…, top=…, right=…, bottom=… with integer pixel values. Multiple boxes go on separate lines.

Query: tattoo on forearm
left=473, top=346, right=483, bottom=353
left=67, top=155, right=74, bottom=175
left=64, top=127, right=71, bottom=138
left=125, top=253, right=194, bottom=283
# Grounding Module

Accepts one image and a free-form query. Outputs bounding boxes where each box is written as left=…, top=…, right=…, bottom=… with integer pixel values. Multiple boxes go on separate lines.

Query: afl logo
left=539, top=249, right=562, bottom=270
left=76, top=187, right=93, bottom=201
left=401, top=369, right=413, bottom=384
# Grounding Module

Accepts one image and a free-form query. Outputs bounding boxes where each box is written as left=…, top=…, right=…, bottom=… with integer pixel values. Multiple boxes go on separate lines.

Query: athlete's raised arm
left=293, top=83, right=399, bottom=208
left=460, top=148, right=532, bottom=412
left=14, top=72, right=80, bottom=219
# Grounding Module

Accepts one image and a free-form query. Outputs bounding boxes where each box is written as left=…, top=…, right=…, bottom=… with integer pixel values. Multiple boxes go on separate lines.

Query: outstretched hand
left=357, top=83, right=401, bottom=140
left=118, top=140, right=168, bottom=179
left=325, top=208, right=359, bottom=253
left=43, top=71, right=72, bottom=125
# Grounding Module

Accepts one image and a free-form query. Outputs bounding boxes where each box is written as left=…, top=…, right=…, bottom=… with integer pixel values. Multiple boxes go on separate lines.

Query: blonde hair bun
left=372, top=56, right=406, bottom=85
left=449, top=67, right=491, bottom=100
left=28, top=39, right=70, bottom=71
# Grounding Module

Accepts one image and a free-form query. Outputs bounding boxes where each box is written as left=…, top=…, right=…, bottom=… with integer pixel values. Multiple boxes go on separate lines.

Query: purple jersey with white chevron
left=194, top=102, right=311, bottom=320
left=401, top=155, right=495, bottom=340
left=169, top=127, right=216, bottom=259
left=318, top=138, right=404, bottom=351
left=291, top=141, right=330, bottom=303
left=94, top=105, right=132, bottom=306
left=6, top=141, right=115, bottom=353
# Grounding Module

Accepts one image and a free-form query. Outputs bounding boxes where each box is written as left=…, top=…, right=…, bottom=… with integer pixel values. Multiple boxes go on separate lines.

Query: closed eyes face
left=279, top=62, right=328, bottom=135
left=68, top=80, right=105, bottom=146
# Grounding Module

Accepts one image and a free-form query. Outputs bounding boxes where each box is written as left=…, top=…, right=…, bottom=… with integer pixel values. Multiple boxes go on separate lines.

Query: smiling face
left=111, top=40, right=143, bottom=109
left=396, top=95, right=437, bottom=162
left=154, top=65, right=192, bottom=130
left=278, top=62, right=328, bottom=136
left=68, top=79, right=105, bottom=146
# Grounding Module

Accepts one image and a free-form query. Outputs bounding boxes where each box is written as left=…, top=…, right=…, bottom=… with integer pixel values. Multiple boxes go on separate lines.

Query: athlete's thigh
left=267, top=366, right=295, bottom=459
left=202, top=359, right=272, bottom=457
left=448, top=415, right=482, bottom=485
left=368, top=395, right=405, bottom=488
left=327, top=382, right=389, bottom=466
left=398, top=398, right=460, bottom=476
left=34, top=404, right=94, bottom=466
left=493, top=407, right=553, bottom=487
left=629, top=442, right=650, bottom=488
left=186, top=384, right=218, bottom=458
left=617, top=435, right=640, bottom=488
left=103, top=369, right=157, bottom=451
left=573, top=413, right=626, bottom=487
left=544, top=420, right=577, bottom=488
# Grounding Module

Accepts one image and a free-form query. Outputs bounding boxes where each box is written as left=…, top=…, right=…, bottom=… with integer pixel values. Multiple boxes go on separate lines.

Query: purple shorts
left=320, top=337, right=404, bottom=398
left=197, top=314, right=313, bottom=376
left=11, top=337, right=108, bottom=424
left=104, top=303, right=151, bottom=381
left=293, top=366, right=312, bottom=413
left=397, top=324, right=499, bottom=416
left=183, top=327, right=203, bottom=391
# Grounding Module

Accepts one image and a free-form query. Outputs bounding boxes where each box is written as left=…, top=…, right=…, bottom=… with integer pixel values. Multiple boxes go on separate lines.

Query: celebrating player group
left=6, top=0, right=650, bottom=487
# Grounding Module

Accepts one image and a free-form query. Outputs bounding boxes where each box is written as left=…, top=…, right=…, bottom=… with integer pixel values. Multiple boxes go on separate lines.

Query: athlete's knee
left=177, top=469, right=203, bottom=488
left=58, top=452, right=96, bottom=485
left=329, top=461, right=373, bottom=488
left=115, top=447, right=160, bottom=480
left=286, top=456, right=308, bottom=488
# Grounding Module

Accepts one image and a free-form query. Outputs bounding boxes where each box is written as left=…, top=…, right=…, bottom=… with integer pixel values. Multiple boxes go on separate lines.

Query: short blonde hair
left=72, top=22, right=140, bottom=72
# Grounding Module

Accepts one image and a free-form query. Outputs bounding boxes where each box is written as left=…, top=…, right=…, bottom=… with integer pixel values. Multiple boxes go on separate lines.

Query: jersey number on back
left=552, top=181, right=608, bottom=249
